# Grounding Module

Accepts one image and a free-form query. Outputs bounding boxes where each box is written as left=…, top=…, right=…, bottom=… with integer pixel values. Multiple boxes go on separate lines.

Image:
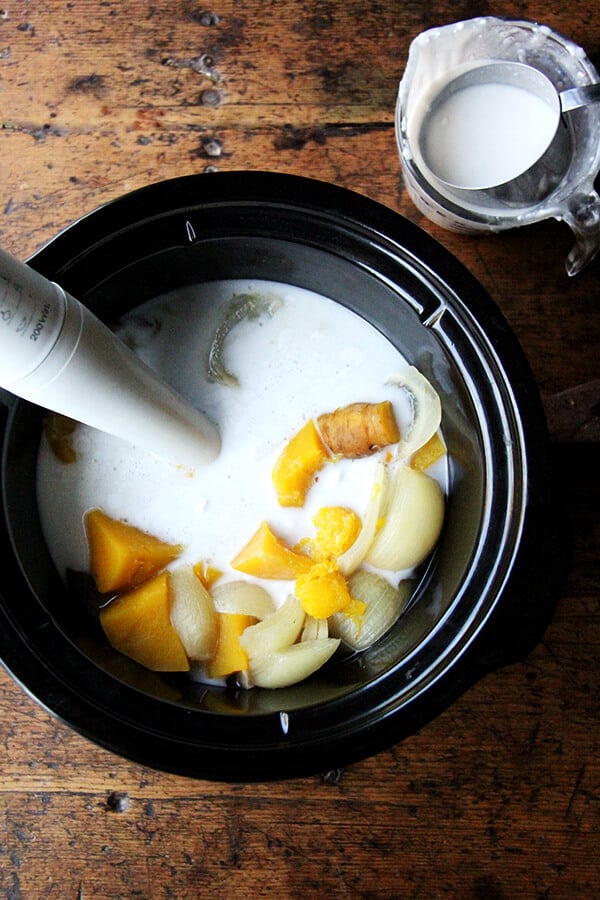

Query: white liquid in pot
left=36, top=279, right=444, bottom=607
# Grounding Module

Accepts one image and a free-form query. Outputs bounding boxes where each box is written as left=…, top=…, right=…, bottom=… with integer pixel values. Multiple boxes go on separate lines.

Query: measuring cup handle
left=563, top=191, right=600, bottom=276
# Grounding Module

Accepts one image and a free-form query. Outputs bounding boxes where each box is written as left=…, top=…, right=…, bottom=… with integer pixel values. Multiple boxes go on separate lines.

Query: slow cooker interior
left=3, top=232, right=493, bottom=715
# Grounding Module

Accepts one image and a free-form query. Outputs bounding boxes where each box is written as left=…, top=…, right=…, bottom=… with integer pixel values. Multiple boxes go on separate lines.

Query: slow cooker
left=0, top=173, right=563, bottom=780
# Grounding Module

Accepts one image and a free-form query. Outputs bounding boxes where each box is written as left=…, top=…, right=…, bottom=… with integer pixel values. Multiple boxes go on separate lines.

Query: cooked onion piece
left=239, top=593, right=305, bottom=658
left=337, top=461, right=387, bottom=576
left=301, top=614, right=329, bottom=642
left=247, top=638, right=340, bottom=689
left=212, top=580, right=275, bottom=620
left=365, top=464, right=444, bottom=571
left=388, top=366, right=442, bottom=461
left=169, top=564, right=218, bottom=661
left=329, top=569, right=412, bottom=651
left=239, top=594, right=338, bottom=689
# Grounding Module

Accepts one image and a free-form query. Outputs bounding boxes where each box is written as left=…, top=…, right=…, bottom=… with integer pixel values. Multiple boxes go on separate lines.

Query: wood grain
left=1, top=1, right=598, bottom=897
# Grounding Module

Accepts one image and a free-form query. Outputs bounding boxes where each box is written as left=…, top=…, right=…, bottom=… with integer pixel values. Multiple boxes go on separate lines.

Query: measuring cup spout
left=562, top=191, right=600, bottom=276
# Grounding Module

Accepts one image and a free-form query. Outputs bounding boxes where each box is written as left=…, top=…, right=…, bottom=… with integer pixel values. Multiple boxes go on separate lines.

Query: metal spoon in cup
left=417, top=61, right=600, bottom=192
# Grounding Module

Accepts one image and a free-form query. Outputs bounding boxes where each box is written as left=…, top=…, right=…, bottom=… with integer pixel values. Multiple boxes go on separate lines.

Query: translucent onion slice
left=337, top=461, right=387, bottom=576
left=365, top=464, right=444, bottom=571
left=207, top=292, right=282, bottom=386
left=239, top=593, right=305, bottom=658
left=168, top=564, right=218, bottom=661
left=212, top=580, right=275, bottom=620
left=329, top=569, right=412, bottom=650
left=388, top=366, right=442, bottom=460
left=301, top=615, right=329, bottom=642
left=248, top=638, right=340, bottom=689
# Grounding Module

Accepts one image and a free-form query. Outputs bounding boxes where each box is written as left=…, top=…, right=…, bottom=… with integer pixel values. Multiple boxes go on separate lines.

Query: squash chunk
left=231, top=522, right=314, bottom=579
left=410, top=431, right=446, bottom=471
left=207, top=612, right=257, bottom=679
left=310, top=506, right=362, bottom=560
left=85, top=508, right=182, bottom=594
left=100, top=572, right=190, bottom=671
left=272, top=419, right=329, bottom=507
left=295, top=560, right=354, bottom=619
left=192, top=560, right=223, bottom=591
left=44, top=413, right=78, bottom=463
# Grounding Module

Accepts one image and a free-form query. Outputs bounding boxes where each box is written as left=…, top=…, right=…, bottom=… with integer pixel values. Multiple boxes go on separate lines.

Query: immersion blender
left=0, top=247, right=220, bottom=468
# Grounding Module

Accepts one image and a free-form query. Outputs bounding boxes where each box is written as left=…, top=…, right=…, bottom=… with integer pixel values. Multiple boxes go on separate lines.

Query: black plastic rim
left=0, top=173, right=559, bottom=781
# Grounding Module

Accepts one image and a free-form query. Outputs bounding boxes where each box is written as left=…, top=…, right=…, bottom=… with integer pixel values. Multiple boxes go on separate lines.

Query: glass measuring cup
left=396, top=17, right=600, bottom=275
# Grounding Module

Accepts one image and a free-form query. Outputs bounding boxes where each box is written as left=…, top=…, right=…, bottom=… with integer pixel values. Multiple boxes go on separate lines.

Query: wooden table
left=1, top=2, right=598, bottom=896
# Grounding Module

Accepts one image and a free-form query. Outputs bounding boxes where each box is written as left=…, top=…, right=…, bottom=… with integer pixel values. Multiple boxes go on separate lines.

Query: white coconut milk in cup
left=395, top=17, right=600, bottom=275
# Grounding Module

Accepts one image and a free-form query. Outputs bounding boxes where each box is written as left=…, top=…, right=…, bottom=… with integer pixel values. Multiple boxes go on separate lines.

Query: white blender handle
left=0, top=247, right=220, bottom=468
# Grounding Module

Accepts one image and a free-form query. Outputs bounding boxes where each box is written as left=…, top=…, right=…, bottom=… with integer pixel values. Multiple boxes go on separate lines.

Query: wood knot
left=106, top=791, right=131, bottom=813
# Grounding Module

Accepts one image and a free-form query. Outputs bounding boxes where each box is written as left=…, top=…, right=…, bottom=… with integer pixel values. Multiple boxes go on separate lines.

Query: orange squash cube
left=85, top=508, right=182, bottom=594
left=310, top=506, right=362, bottom=560
left=192, top=560, right=223, bottom=591
left=410, top=431, right=446, bottom=472
left=207, top=612, right=257, bottom=679
left=100, top=572, right=190, bottom=672
left=231, top=521, right=314, bottom=579
left=271, top=419, right=329, bottom=507
left=294, top=560, right=354, bottom=619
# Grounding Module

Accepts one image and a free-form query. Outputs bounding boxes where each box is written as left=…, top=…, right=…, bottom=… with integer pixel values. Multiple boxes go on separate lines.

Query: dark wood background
left=1, top=1, right=598, bottom=897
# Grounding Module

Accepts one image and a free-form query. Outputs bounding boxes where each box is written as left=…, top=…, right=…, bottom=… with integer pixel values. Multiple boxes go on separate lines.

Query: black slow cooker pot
left=0, top=173, right=562, bottom=781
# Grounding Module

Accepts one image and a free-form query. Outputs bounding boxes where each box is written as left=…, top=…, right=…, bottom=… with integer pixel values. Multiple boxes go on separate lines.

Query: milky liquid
left=37, top=280, right=442, bottom=608
left=420, top=80, right=558, bottom=189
